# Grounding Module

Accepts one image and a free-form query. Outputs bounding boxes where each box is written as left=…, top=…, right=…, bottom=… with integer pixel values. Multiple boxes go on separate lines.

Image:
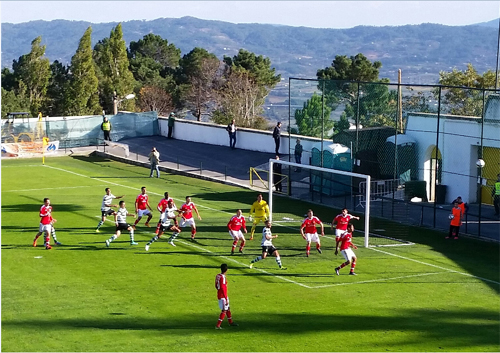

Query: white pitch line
left=369, top=247, right=500, bottom=285
left=94, top=216, right=311, bottom=288
left=312, top=272, right=445, bottom=289
left=5, top=185, right=107, bottom=193
left=178, top=239, right=312, bottom=289
left=50, top=164, right=500, bottom=287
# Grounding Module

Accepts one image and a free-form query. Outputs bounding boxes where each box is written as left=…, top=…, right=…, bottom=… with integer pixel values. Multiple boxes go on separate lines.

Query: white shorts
left=138, top=209, right=152, bottom=218
left=180, top=217, right=195, bottom=228
left=39, top=223, right=52, bottom=233
left=229, top=230, right=245, bottom=240
left=305, top=232, right=320, bottom=243
left=336, top=228, right=347, bottom=239
left=341, top=248, right=356, bottom=262
left=218, top=298, right=229, bottom=311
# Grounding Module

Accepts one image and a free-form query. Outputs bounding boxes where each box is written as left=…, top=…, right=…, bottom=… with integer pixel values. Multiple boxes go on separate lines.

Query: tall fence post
left=433, top=86, right=442, bottom=228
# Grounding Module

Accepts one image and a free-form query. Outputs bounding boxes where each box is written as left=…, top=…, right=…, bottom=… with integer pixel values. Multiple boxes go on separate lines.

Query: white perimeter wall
left=406, top=113, right=500, bottom=203
left=159, top=117, right=324, bottom=165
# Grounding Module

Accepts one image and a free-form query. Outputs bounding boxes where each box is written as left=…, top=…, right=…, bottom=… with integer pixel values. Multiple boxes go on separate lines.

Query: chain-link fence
left=287, top=78, right=500, bottom=241
left=1, top=111, right=159, bottom=149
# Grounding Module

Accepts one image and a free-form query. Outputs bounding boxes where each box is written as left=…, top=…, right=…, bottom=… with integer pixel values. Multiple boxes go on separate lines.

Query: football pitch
left=2, top=155, right=499, bottom=352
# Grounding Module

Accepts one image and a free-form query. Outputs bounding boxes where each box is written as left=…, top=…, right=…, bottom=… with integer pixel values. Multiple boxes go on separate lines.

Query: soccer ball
left=448, top=214, right=454, bottom=220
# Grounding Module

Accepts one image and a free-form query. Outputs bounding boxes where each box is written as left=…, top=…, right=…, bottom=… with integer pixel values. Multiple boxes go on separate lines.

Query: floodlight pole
left=496, top=13, right=500, bottom=90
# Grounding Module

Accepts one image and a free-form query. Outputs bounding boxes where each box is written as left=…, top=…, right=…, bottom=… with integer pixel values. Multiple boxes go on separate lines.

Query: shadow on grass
left=2, top=309, right=498, bottom=349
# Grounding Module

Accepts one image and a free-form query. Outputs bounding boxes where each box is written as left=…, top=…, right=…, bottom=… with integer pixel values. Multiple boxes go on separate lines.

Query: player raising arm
left=332, top=208, right=359, bottom=241
left=249, top=194, right=270, bottom=240
left=300, top=209, right=324, bottom=257
left=227, top=209, right=247, bottom=255
left=179, top=196, right=202, bottom=241
left=334, top=223, right=358, bottom=276
left=105, top=201, right=137, bottom=247
left=249, top=220, right=286, bottom=270
left=133, top=186, right=153, bottom=229
left=96, top=187, right=124, bottom=232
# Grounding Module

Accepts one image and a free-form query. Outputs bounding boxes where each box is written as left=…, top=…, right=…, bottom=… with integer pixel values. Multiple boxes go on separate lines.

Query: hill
left=2, top=16, right=499, bottom=85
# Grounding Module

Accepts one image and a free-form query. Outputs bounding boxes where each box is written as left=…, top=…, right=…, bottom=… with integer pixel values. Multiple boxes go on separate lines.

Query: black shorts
left=262, top=245, right=277, bottom=255
left=101, top=209, right=115, bottom=217
left=116, top=223, right=131, bottom=232
left=160, top=224, right=175, bottom=232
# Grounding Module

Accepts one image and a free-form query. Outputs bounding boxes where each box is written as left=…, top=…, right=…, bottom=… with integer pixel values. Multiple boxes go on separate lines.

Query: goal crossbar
left=268, top=159, right=371, bottom=247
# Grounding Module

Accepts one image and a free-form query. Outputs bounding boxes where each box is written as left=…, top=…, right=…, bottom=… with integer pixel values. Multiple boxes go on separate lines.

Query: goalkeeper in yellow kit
left=249, top=193, right=270, bottom=240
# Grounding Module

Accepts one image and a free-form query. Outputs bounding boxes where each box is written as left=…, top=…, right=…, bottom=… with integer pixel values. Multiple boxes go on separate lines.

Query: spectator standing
left=273, top=155, right=282, bottom=192
left=493, top=174, right=500, bottom=217
left=273, top=122, right=281, bottom=155
left=226, top=119, right=237, bottom=149
left=294, top=139, right=303, bottom=172
left=148, top=147, right=160, bottom=178
left=167, top=112, right=175, bottom=139
left=101, top=116, right=112, bottom=141
left=451, top=196, right=469, bottom=217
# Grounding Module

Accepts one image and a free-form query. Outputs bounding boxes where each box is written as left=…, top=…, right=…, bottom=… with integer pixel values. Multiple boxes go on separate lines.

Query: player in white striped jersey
left=96, top=188, right=124, bottom=232
left=145, top=200, right=181, bottom=251
left=249, top=220, right=286, bottom=270
left=105, top=200, right=137, bottom=247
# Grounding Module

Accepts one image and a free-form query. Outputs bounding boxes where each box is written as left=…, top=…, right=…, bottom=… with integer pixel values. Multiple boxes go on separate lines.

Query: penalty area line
left=312, top=272, right=445, bottom=289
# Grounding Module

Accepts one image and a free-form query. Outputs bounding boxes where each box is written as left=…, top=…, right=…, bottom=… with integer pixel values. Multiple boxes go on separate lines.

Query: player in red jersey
left=332, top=208, right=359, bottom=241
left=33, top=198, right=56, bottom=250
left=179, top=196, right=202, bottom=240
left=133, top=186, right=153, bottom=230
left=334, top=223, right=358, bottom=276
left=155, top=192, right=176, bottom=235
left=300, top=209, right=325, bottom=257
left=215, top=263, right=238, bottom=329
left=227, top=209, right=247, bottom=255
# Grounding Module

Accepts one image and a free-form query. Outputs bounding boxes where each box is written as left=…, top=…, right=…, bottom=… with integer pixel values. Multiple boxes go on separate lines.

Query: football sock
left=239, top=241, right=245, bottom=251
left=108, top=234, right=117, bottom=243
left=340, top=261, right=349, bottom=269
left=155, top=222, right=161, bottom=235
left=51, top=228, right=58, bottom=242
left=316, top=243, right=321, bottom=250
left=350, top=260, right=356, bottom=272
left=148, top=235, right=159, bottom=245
left=251, top=256, right=262, bottom=264
left=44, top=235, right=50, bottom=247
left=34, top=234, right=40, bottom=241
left=129, top=230, right=135, bottom=242
left=227, top=310, right=233, bottom=324
left=306, top=244, right=311, bottom=255
left=250, top=225, right=256, bottom=237
left=276, top=256, right=283, bottom=268
left=134, top=219, right=139, bottom=226
left=217, top=312, right=226, bottom=328
left=96, top=220, right=104, bottom=229
left=231, top=240, right=238, bottom=252
left=191, top=229, right=196, bottom=237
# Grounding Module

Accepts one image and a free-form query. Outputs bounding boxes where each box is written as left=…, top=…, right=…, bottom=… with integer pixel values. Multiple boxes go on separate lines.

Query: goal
left=267, top=158, right=413, bottom=247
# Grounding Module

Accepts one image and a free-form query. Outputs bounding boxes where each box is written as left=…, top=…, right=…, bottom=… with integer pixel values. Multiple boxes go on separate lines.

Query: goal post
left=268, top=158, right=371, bottom=247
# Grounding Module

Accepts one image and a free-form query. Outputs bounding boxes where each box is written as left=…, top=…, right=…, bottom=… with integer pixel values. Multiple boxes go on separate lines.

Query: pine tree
left=67, top=27, right=101, bottom=116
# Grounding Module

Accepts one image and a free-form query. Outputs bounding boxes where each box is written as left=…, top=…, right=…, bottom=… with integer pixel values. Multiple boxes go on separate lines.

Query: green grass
left=2, top=155, right=499, bottom=352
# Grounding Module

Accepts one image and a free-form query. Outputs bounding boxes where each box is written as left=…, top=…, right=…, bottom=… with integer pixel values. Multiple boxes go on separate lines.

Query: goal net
left=267, top=158, right=414, bottom=247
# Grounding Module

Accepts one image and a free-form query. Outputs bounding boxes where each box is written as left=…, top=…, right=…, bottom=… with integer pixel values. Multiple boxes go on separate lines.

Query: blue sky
left=1, top=1, right=499, bottom=28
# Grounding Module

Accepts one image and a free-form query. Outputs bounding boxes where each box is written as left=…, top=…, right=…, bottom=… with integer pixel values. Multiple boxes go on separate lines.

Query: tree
left=138, top=85, right=174, bottom=116
left=434, top=63, right=496, bottom=116
left=66, top=27, right=101, bottom=116
left=94, top=23, right=136, bottom=113
left=12, top=36, right=51, bottom=116
left=334, top=112, right=351, bottom=135
left=43, top=60, right=70, bottom=116
left=215, top=49, right=280, bottom=128
left=317, top=53, right=382, bottom=109
left=294, top=93, right=334, bottom=138
left=1, top=87, right=30, bottom=118
left=128, top=33, right=180, bottom=90
left=178, top=48, right=220, bottom=121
